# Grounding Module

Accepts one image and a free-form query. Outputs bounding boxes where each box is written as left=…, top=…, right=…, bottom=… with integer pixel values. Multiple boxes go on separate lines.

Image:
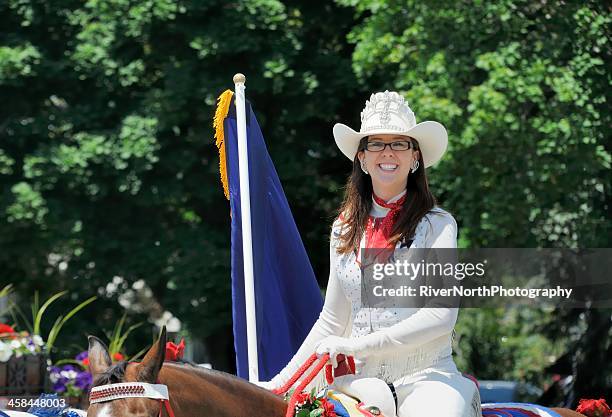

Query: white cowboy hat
left=333, top=91, right=448, bottom=168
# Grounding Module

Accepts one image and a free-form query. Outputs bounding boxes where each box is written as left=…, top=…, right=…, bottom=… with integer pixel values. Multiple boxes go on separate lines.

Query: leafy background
left=0, top=0, right=609, bottom=406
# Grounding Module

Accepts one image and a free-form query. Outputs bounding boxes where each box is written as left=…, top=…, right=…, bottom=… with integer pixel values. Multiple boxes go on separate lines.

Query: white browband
left=89, top=382, right=169, bottom=404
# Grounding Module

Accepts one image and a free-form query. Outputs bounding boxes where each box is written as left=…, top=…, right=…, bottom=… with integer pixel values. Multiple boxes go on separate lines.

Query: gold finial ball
left=233, top=73, right=246, bottom=84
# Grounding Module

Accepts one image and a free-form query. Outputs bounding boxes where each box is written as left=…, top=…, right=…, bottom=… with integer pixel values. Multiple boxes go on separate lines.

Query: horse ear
left=88, top=336, right=112, bottom=378
left=138, top=326, right=166, bottom=383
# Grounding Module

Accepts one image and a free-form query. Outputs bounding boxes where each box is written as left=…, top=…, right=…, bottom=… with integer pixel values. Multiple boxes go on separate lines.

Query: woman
left=257, top=91, right=480, bottom=417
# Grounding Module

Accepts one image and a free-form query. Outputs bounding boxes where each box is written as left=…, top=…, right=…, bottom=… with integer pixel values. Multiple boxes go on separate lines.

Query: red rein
left=271, top=353, right=355, bottom=417
left=159, top=399, right=175, bottom=417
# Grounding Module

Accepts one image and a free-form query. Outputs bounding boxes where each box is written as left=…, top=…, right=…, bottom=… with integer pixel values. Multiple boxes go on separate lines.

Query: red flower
left=165, top=338, right=185, bottom=362
left=82, top=358, right=90, bottom=367
left=0, top=323, right=16, bottom=335
left=113, top=352, right=125, bottom=362
left=320, top=398, right=336, bottom=417
left=295, top=391, right=311, bottom=406
left=576, top=398, right=611, bottom=417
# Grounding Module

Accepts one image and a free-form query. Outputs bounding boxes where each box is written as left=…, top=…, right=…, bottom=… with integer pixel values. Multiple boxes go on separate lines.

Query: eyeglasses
left=365, top=141, right=414, bottom=152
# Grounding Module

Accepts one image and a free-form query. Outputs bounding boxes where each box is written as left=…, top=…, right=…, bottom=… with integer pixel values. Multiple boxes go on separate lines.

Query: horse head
left=86, top=327, right=168, bottom=417
left=85, top=326, right=287, bottom=417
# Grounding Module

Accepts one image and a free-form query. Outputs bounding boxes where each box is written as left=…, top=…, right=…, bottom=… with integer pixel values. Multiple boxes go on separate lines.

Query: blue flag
left=219, top=94, right=323, bottom=380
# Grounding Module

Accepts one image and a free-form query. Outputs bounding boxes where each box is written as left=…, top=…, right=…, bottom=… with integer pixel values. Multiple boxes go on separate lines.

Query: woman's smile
left=377, top=163, right=399, bottom=172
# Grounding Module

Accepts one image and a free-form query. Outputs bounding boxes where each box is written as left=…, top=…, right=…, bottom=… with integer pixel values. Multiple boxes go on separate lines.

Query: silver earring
left=411, top=160, right=419, bottom=173
left=361, top=161, right=369, bottom=175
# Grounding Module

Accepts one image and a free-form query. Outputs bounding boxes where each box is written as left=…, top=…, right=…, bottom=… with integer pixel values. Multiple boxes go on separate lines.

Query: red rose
left=82, top=358, right=90, bottom=367
left=320, top=398, right=336, bottom=417
left=295, top=391, right=311, bottom=406
left=165, top=338, right=185, bottom=362
left=113, top=352, right=125, bottom=362
left=576, top=398, right=611, bottom=417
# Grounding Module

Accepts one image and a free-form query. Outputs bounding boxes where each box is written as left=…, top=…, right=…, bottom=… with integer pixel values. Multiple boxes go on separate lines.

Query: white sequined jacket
left=269, top=190, right=459, bottom=390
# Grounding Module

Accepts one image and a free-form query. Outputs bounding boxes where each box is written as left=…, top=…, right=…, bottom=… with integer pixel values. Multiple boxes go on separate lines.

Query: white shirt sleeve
left=268, top=222, right=352, bottom=389
left=350, top=210, right=459, bottom=358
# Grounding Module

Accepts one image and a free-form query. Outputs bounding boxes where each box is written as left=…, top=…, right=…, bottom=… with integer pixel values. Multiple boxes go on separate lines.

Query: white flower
left=0, top=341, right=13, bottom=362
left=32, top=335, right=44, bottom=347
left=10, top=339, right=21, bottom=349
left=60, top=370, right=77, bottom=380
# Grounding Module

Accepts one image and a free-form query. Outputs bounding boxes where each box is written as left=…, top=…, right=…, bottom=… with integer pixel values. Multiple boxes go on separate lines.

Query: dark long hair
left=335, top=136, right=437, bottom=255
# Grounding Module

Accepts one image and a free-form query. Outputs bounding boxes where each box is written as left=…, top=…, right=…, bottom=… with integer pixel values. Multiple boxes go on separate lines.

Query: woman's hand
left=315, top=335, right=357, bottom=368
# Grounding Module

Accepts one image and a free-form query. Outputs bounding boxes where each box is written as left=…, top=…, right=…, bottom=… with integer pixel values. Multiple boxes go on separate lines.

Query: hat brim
left=333, top=121, right=448, bottom=168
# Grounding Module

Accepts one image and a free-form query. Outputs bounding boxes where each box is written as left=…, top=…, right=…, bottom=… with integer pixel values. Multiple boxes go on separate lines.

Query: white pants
left=332, top=358, right=480, bottom=417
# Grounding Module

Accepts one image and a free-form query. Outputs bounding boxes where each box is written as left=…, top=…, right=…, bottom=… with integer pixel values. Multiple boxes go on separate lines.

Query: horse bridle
left=89, top=382, right=176, bottom=417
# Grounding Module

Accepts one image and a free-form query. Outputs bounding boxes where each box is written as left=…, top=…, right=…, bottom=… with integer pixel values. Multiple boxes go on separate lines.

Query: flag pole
left=233, top=73, right=259, bottom=382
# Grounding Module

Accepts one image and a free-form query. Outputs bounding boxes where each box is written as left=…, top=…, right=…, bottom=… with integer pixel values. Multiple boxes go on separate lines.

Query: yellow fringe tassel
left=213, top=89, right=234, bottom=200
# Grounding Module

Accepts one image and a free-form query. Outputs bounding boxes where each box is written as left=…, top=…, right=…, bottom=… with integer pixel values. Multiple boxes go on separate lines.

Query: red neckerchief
left=357, top=192, right=406, bottom=265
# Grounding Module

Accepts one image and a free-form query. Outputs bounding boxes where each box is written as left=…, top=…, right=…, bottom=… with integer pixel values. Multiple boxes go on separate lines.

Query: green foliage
left=6, top=182, right=48, bottom=225
left=454, top=308, right=564, bottom=387
left=106, top=313, right=143, bottom=358
left=0, top=0, right=358, bottom=367
left=0, top=284, right=13, bottom=317
left=45, top=294, right=97, bottom=351
left=8, top=290, right=96, bottom=352
left=0, top=43, right=41, bottom=82
left=0, top=284, right=11, bottom=298
left=339, top=0, right=610, bottom=248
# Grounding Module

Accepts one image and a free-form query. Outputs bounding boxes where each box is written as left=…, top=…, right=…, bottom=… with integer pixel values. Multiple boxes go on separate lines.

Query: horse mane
left=167, top=358, right=198, bottom=367
left=162, top=361, right=254, bottom=389
left=93, top=359, right=259, bottom=392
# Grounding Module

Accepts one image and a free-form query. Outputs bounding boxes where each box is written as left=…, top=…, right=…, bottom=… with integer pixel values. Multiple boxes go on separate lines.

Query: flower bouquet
left=0, top=324, right=46, bottom=360
left=576, top=398, right=611, bottom=417
left=0, top=286, right=96, bottom=396
left=0, top=323, right=48, bottom=395
left=49, top=357, right=93, bottom=410
left=285, top=389, right=337, bottom=417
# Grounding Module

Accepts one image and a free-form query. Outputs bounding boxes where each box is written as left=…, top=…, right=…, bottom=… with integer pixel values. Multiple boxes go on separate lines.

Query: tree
left=338, top=0, right=610, bottom=403
left=0, top=0, right=361, bottom=369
